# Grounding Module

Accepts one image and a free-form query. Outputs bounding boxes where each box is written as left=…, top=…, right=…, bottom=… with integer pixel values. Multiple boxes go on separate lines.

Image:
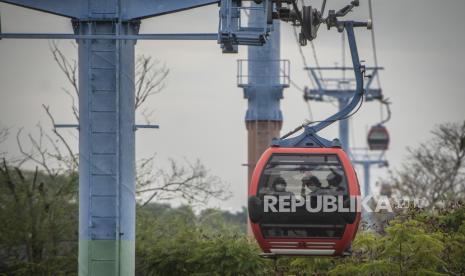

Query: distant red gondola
left=367, top=125, right=389, bottom=151
left=248, top=147, right=361, bottom=257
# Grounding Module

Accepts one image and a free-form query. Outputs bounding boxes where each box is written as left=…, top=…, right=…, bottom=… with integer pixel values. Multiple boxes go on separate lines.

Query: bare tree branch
left=50, top=41, right=79, bottom=98
left=48, top=42, right=228, bottom=207
left=0, top=127, right=8, bottom=144
left=42, top=104, right=78, bottom=168
left=390, top=121, right=465, bottom=207
left=137, top=158, right=231, bottom=207
left=50, top=41, right=80, bottom=122
left=62, top=88, right=80, bottom=122
left=51, top=43, right=169, bottom=119
left=135, top=56, right=169, bottom=110
left=0, top=158, right=19, bottom=202
left=16, top=127, right=56, bottom=178
left=0, top=127, right=9, bottom=157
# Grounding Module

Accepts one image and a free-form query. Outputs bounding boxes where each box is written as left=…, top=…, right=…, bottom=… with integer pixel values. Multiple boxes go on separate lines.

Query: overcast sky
left=1, top=0, right=464, bottom=212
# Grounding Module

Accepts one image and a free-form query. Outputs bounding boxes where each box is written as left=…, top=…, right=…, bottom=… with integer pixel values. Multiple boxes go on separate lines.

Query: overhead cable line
left=342, top=31, right=346, bottom=81
left=292, top=25, right=314, bottom=120
left=310, top=41, right=324, bottom=82
left=292, top=25, right=315, bottom=87
left=368, top=0, right=381, bottom=88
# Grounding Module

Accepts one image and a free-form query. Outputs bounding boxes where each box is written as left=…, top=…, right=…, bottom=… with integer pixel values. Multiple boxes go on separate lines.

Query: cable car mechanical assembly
left=240, top=0, right=373, bottom=258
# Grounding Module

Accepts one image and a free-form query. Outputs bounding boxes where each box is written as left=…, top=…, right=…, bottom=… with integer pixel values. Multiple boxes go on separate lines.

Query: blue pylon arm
left=0, top=0, right=81, bottom=18
left=123, top=0, right=219, bottom=20
left=0, top=0, right=219, bottom=20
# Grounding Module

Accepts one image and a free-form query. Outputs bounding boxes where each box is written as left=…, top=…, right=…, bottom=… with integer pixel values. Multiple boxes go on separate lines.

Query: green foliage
left=287, top=256, right=334, bottom=275
left=444, top=223, right=465, bottom=275
left=2, top=118, right=465, bottom=275
left=2, top=164, right=465, bottom=276
left=136, top=204, right=268, bottom=276
left=136, top=204, right=465, bottom=276
left=197, top=207, right=248, bottom=234
left=0, top=160, right=78, bottom=275
left=381, top=219, right=445, bottom=275
left=188, top=235, right=267, bottom=276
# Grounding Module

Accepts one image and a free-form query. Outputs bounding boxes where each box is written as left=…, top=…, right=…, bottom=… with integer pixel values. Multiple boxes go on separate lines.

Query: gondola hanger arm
left=378, top=98, right=392, bottom=125
left=275, top=20, right=370, bottom=148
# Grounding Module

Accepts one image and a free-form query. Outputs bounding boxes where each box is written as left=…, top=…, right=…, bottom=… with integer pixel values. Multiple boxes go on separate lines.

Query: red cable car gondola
left=248, top=147, right=361, bottom=256
left=247, top=20, right=368, bottom=257
left=367, top=124, right=389, bottom=151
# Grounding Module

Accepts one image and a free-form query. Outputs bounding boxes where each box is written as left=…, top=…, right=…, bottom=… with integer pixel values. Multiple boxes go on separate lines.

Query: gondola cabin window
left=257, top=154, right=348, bottom=198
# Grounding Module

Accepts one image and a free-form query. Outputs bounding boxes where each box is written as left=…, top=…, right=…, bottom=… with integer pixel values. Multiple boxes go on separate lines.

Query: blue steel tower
left=0, top=1, right=226, bottom=275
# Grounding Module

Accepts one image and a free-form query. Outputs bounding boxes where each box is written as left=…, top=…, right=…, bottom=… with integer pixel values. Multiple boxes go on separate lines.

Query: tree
left=444, top=228, right=465, bottom=275
left=197, top=207, right=248, bottom=234
left=0, top=127, right=9, bottom=157
left=0, top=158, right=78, bottom=275
left=48, top=41, right=229, bottom=207
left=135, top=204, right=269, bottom=276
left=136, top=157, right=230, bottom=207
left=50, top=42, right=170, bottom=123
left=390, top=121, right=465, bottom=207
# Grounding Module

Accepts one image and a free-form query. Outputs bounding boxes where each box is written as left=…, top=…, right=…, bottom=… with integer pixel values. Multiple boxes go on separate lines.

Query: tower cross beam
left=0, top=32, right=218, bottom=40
left=305, top=88, right=382, bottom=102
left=0, top=0, right=220, bottom=20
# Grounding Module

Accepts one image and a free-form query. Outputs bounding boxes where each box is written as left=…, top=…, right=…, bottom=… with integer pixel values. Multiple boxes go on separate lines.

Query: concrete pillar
left=246, top=121, right=282, bottom=183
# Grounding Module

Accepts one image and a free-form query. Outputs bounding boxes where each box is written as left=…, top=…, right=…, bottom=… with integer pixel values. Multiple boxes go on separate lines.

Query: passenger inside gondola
left=271, top=177, right=294, bottom=196
left=259, top=155, right=350, bottom=198
left=327, top=168, right=346, bottom=194
left=300, top=174, right=322, bottom=196
left=300, top=168, right=346, bottom=196
left=309, top=174, right=335, bottom=196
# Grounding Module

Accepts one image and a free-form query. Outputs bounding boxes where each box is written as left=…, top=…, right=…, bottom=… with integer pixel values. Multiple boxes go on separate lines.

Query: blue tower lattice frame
left=0, top=0, right=270, bottom=274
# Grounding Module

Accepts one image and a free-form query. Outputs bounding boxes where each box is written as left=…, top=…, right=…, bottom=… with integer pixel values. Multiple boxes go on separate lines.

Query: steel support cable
left=292, top=25, right=315, bottom=87
left=350, top=116, right=356, bottom=149
left=282, top=70, right=308, bottom=118
left=368, top=0, right=381, bottom=88
left=342, top=31, right=346, bottom=80
left=306, top=101, right=314, bottom=121
left=368, top=0, right=388, bottom=125
left=289, top=79, right=305, bottom=92
left=310, top=41, right=324, bottom=82
left=292, top=25, right=315, bottom=120
left=379, top=99, right=384, bottom=123
left=379, top=98, right=392, bottom=125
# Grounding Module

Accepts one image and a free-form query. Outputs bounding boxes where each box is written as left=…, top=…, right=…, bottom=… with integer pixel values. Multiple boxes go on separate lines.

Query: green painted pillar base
left=79, top=240, right=135, bottom=276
